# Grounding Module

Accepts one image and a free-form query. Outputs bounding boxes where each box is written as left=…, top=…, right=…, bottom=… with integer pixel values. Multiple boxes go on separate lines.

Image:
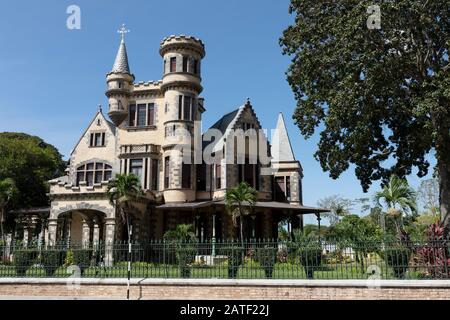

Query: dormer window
left=89, top=132, right=105, bottom=147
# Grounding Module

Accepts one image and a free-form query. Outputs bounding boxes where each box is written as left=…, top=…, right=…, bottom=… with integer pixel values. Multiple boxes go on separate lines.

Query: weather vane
left=118, top=23, right=130, bottom=41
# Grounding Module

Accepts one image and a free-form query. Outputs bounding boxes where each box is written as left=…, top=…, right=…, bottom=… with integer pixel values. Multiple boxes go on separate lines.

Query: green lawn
left=0, top=259, right=424, bottom=279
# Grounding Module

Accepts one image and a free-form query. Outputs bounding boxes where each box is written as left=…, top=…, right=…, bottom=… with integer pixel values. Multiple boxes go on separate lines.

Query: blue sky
left=0, top=0, right=434, bottom=224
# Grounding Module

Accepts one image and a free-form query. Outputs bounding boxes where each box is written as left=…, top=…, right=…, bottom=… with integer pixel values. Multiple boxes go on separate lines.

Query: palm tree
left=374, top=175, right=417, bottom=235
left=107, top=173, right=143, bottom=241
left=0, top=178, right=17, bottom=245
left=106, top=173, right=143, bottom=300
left=225, top=182, right=257, bottom=244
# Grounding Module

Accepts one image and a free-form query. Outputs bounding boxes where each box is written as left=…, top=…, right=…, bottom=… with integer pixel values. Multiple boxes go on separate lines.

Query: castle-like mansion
left=16, top=31, right=327, bottom=246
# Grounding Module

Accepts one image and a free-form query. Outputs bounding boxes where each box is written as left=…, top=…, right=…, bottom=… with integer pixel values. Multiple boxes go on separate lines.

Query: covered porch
left=151, top=200, right=329, bottom=241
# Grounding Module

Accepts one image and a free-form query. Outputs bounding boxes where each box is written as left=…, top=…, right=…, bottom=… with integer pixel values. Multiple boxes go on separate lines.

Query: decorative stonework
left=52, top=202, right=114, bottom=219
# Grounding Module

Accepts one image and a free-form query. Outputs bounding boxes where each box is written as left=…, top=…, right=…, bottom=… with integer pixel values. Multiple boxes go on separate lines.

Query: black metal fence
left=0, top=239, right=449, bottom=279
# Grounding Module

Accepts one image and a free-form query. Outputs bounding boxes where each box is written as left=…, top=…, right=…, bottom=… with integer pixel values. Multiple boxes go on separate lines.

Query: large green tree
left=280, top=1, right=450, bottom=224
left=0, top=132, right=65, bottom=209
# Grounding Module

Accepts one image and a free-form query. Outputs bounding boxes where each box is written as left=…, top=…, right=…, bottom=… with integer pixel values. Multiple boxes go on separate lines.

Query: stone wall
left=1, top=279, right=449, bottom=300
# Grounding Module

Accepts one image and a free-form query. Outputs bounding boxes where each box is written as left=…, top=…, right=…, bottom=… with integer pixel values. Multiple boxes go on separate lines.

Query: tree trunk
left=438, top=160, right=450, bottom=226
left=434, top=116, right=450, bottom=227
left=240, top=216, right=244, bottom=247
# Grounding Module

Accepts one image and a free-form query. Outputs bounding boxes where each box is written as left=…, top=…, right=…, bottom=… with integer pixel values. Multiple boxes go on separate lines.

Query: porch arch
left=48, top=202, right=115, bottom=246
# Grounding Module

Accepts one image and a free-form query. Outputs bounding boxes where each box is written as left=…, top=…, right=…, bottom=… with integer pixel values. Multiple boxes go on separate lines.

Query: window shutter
left=89, top=133, right=94, bottom=147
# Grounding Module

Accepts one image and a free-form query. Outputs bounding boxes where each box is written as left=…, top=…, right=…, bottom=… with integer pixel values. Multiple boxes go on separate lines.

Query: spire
left=111, top=24, right=131, bottom=74
left=271, top=113, right=295, bottom=162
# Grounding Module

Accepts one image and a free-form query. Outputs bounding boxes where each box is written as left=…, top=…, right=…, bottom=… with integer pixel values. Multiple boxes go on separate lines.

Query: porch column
left=81, top=219, right=91, bottom=246
left=104, top=218, right=116, bottom=267
left=195, top=215, right=200, bottom=240
left=92, top=220, right=100, bottom=244
left=4, top=234, right=12, bottom=261
left=47, top=219, right=58, bottom=247
left=37, top=222, right=45, bottom=250
left=251, top=215, right=256, bottom=239
left=65, top=216, right=72, bottom=246
left=23, top=226, right=29, bottom=248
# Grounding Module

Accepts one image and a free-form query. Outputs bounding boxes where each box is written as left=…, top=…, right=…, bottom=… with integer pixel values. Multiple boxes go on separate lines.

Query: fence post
left=212, top=214, right=216, bottom=257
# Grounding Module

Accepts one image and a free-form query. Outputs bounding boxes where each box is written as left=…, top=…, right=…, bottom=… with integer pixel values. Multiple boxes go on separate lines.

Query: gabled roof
left=70, top=107, right=116, bottom=156
left=111, top=39, right=131, bottom=74
left=203, top=100, right=268, bottom=153
left=209, top=108, right=240, bottom=134
left=271, top=113, right=296, bottom=162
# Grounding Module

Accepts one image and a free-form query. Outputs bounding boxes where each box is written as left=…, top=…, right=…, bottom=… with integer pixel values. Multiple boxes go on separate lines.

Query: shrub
left=176, top=243, right=197, bottom=278
left=13, top=249, right=38, bottom=276
left=384, top=246, right=411, bottom=279
left=41, top=249, right=66, bottom=276
left=64, top=249, right=74, bottom=267
left=219, top=246, right=244, bottom=278
left=256, top=245, right=277, bottom=278
left=417, top=223, right=450, bottom=278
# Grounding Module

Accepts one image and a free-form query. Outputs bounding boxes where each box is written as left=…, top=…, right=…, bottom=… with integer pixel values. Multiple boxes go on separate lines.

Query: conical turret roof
left=111, top=38, right=130, bottom=74
left=271, top=113, right=295, bottom=162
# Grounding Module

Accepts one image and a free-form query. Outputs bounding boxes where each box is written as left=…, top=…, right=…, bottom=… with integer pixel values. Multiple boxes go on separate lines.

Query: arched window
left=76, top=162, right=112, bottom=186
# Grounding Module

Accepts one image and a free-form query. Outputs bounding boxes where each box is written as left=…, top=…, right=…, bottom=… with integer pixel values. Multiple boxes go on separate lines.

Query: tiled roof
left=111, top=39, right=130, bottom=74
left=209, top=108, right=240, bottom=134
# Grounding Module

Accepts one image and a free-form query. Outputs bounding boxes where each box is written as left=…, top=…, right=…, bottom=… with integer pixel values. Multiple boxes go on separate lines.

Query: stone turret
left=106, top=24, right=135, bottom=126
left=159, top=35, right=206, bottom=202
left=271, top=113, right=303, bottom=205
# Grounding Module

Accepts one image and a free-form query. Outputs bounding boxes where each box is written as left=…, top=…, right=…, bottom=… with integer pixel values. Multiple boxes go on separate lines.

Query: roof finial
left=245, top=97, right=251, bottom=106
left=118, top=23, right=130, bottom=42
left=98, top=104, right=102, bottom=112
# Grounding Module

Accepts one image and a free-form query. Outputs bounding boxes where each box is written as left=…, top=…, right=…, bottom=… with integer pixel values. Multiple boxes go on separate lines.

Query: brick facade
left=1, top=279, right=449, bottom=300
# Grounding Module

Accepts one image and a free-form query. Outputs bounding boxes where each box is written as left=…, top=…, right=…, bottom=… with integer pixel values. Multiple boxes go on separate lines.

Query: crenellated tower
left=159, top=35, right=206, bottom=202
left=106, top=24, right=135, bottom=126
